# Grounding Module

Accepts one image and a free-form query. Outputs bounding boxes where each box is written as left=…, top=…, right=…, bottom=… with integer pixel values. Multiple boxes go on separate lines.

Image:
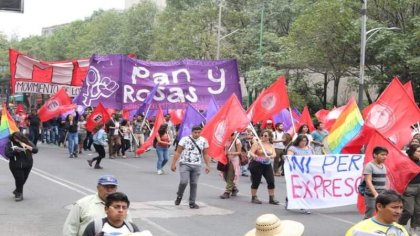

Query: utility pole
left=358, top=0, right=367, bottom=109
left=216, top=0, right=223, bottom=60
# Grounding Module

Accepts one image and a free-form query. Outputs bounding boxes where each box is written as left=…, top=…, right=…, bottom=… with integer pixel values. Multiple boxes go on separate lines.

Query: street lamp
left=358, top=0, right=399, bottom=109
left=216, top=1, right=240, bottom=60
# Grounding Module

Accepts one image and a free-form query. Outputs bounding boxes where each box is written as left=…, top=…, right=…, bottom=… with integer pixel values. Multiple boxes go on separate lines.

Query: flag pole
left=248, top=124, right=268, bottom=157
left=289, top=107, right=296, bottom=134
left=227, top=132, right=241, bottom=151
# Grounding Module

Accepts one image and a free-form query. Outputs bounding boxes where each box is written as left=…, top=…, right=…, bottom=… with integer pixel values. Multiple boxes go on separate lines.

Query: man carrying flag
left=170, top=125, right=211, bottom=209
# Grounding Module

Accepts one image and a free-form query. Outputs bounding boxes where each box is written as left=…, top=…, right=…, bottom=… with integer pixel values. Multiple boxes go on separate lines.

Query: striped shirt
left=363, top=161, right=387, bottom=197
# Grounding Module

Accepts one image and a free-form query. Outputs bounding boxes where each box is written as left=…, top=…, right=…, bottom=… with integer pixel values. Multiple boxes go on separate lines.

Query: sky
left=0, top=0, right=125, bottom=39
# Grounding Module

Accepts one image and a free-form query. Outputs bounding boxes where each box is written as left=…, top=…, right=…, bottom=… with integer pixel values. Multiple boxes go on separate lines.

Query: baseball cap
left=97, top=175, right=118, bottom=186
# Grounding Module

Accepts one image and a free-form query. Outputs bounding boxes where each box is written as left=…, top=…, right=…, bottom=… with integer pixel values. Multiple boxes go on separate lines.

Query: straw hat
left=245, top=214, right=304, bottom=236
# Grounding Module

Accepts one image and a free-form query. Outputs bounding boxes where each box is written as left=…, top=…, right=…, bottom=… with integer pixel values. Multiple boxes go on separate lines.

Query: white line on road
left=140, top=217, right=178, bottom=236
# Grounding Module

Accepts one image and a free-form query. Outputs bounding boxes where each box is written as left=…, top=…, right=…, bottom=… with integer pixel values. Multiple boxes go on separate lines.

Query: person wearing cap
left=63, top=175, right=132, bottom=236
left=245, top=213, right=304, bottom=236
left=82, top=192, right=140, bottom=236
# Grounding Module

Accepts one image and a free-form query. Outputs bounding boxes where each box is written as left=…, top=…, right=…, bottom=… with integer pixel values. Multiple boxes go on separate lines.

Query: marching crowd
left=3, top=104, right=420, bottom=236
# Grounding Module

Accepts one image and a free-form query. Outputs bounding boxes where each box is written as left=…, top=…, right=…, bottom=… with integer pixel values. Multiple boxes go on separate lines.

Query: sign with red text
left=284, top=154, right=365, bottom=209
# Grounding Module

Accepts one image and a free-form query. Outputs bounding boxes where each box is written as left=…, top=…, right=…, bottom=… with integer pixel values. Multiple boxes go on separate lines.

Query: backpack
left=94, top=218, right=135, bottom=235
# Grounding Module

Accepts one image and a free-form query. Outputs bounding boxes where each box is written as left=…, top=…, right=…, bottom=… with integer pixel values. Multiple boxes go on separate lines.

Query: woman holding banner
left=248, top=129, right=279, bottom=205
left=286, top=134, right=314, bottom=214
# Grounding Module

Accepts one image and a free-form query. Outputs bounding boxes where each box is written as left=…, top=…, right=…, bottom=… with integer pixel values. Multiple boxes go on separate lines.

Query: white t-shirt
left=178, top=136, right=209, bottom=165
left=113, top=122, right=120, bottom=136
left=273, top=131, right=285, bottom=149
left=101, top=222, right=131, bottom=236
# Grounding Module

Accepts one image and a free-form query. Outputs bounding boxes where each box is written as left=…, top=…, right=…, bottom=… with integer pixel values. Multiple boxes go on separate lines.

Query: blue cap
left=97, top=175, right=118, bottom=186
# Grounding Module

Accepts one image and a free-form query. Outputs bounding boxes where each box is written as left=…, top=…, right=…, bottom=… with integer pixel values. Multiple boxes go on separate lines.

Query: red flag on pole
left=201, top=95, right=250, bottom=164
left=247, top=76, right=290, bottom=123
left=363, top=77, right=420, bottom=148
left=404, top=81, right=415, bottom=102
left=297, top=106, right=315, bottom=132
left=85, top=103, right=111, bottom=132
left=38, top=88, right=75, bottom=122
left=136, top=106, right=165, bottom=156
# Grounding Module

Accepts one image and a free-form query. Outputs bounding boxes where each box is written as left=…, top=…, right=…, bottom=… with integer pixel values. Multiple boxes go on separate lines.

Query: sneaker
left=15, top=194, right=23, bottom=201
left=241, top=173, right=249, bottom=177
left=78, top=150, right=82, bottom=154
left=94, top=166, right=103, bottom=169
left=73, top=152, right=78, bottom=158
left=231, top=189, right=239, bottom=197
left=269, top=199, right=280, bottom=205
left=189, top=203, right=200, bottom=209
left=220, top=192, right=230, bottom=199
left=69, top=154, right=74, bottom=158
left=157, top=170, right=163, bottom=175
left=87, top=160, right=93, bottom=167
left=12, top=190, right=17, bottom=196
left=122, top=155, right=127, bottom=158
left=300, top=209, right=311, bottom=214
left=174, top=196, right=182, bottom=205
left=251, top=197, right=262, bottom=204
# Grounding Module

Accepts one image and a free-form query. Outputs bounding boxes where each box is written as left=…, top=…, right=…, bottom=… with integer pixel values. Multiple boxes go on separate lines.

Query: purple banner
left=74, top=54, right=242, bottom=110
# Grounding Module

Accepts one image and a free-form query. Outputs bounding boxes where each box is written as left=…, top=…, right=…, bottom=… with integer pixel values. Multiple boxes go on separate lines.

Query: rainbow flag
left=327, top=97, right=364, bottom=154
left=0, top=105, right=19, bottom=157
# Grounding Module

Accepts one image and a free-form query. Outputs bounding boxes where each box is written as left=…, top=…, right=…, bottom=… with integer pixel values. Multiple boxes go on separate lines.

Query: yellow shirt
left=345, top=218, right=409, bottom=236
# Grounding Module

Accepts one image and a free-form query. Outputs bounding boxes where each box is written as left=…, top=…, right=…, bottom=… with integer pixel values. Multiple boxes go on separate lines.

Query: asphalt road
left=0, top=143, right=364, bottom=236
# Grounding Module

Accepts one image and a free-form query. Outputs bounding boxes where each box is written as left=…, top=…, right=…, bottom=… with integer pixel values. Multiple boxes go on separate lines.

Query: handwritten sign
left=284, top=154, right=365, bottom=209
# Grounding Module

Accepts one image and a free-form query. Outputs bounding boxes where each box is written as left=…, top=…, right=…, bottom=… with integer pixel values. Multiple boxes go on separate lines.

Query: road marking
left=140, top=217, right=178, bottom=236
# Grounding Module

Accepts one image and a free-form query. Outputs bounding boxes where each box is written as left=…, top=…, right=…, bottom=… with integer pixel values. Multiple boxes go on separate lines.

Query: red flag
left=86, top=103, right=111, bottom=132
left=136, top=107, right=165, bottom=155
left=363, top=77, right=420, bottom=148
left=38, top=88, right=75, bottom=122
left=357, top=130, right=420, bottom=215
left=122, top=109, right=130, bottom=120
left=247, top=76, right=290, bottom=123
left=315, top=109, right=329, bottom=123
left=169, top=109, right=185, bottom=125
left=202, top=95, right=250, bottom=164
left=297, top=106, right=315, bottom=132
left=341, top=126, right=375, bottom=154
left=15, top=104, right=26, bottom=114
left=404, top=81, right=415, bottom=102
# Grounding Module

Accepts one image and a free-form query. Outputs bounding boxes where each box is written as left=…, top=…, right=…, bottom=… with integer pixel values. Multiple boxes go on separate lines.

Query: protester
left=292, top=124, right=313, bottom=145
left=120, top=120, right=132, bottom=158
left=398, top=144, right=420, bottom=236
left=286, top=134, right=314, bottom=214
left=27, top=108, right=41, bottom=146
left=311, top=122, right=329, bottom=154
left=245, top=213, right=304, bottom=236
left=170, top=125, right=210, bottom=209
left=82, top=192, right=140, bottom=236
left=239, top=127, right=256, bottom=177
left=106, top=113, right=122, bottom=158
left=66, top=112, right=80, bottom=158
left=132, top=115, right=146, bottom=157
left=248, top=129, right=279, bottom=205
left=345, top=190, right=409, bottom=236
left=272, top=122, right=286, bottom=176
left=155, top=123, right=171, bottom=175
left=87, top=123, right=107, bottom=169
left=363, top=146, right=389, bottom=219
left=5, top=131, right=38, bottom=201
left=219, top=132, right=242, bottom=199
left=63, top=175, right=132, bottom=236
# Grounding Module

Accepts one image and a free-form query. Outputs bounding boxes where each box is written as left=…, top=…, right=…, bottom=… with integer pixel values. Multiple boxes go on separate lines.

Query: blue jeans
left=156, top=146, right=169, bottom=170
left=50, top=126, right=58, bottom=144
left=67, top=132, right=79, bottom=154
